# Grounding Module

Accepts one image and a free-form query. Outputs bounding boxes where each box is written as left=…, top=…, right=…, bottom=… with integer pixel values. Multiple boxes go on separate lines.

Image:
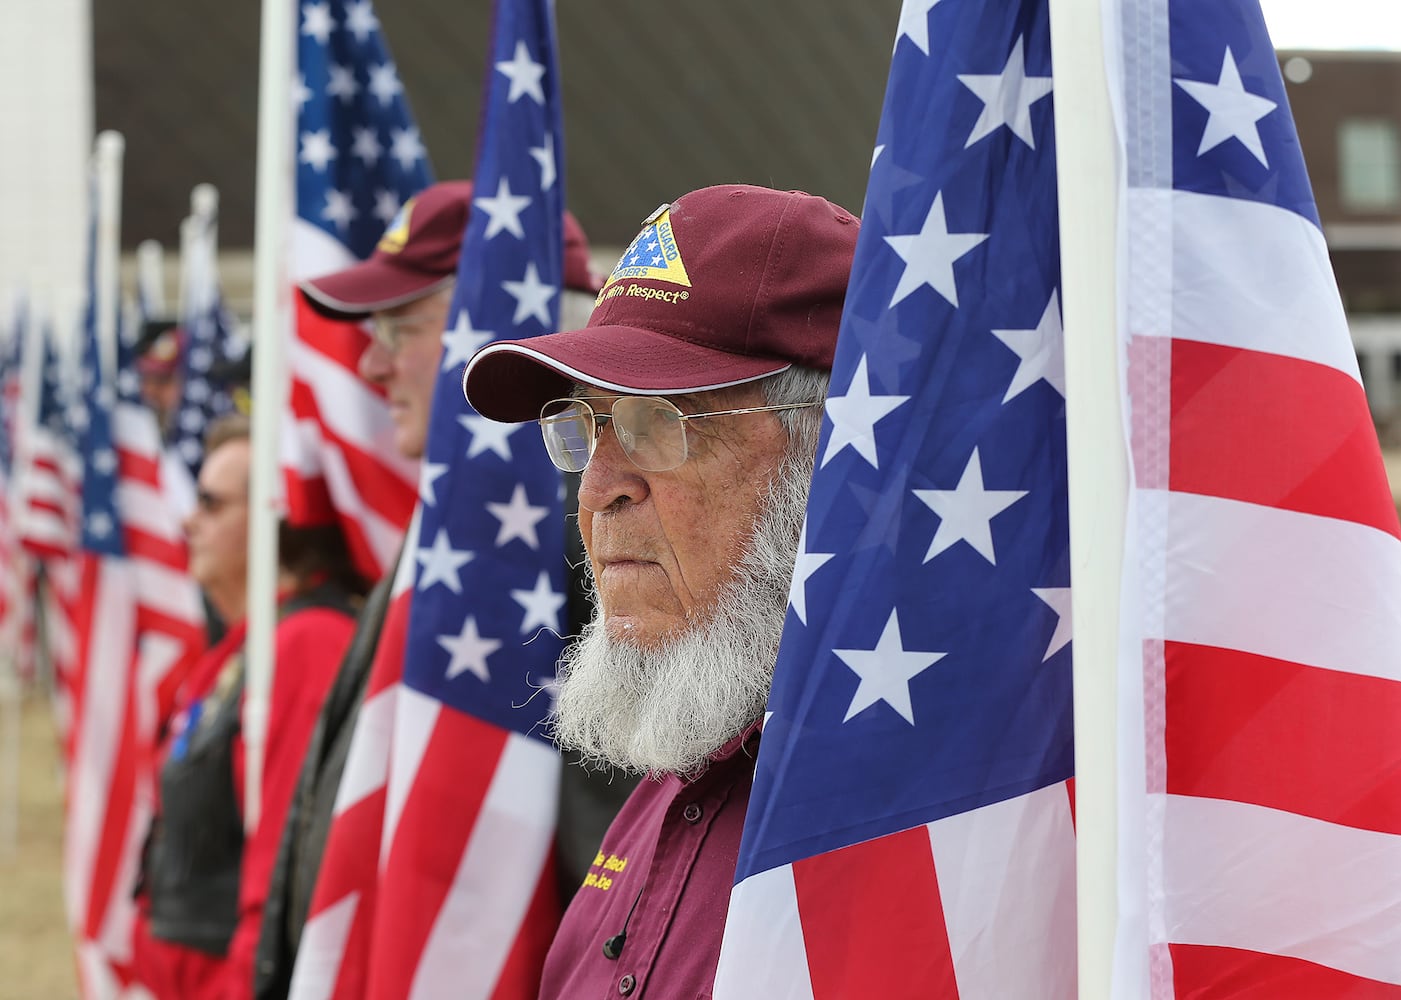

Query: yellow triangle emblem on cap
left=599, top=207, right=692, bottom=294
left=377, top=199, right=415, bottom=254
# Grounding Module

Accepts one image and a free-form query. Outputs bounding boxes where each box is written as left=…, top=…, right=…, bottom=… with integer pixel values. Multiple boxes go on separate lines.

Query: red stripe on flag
left=793, top=826, right=957, bottom=1000
left=367, top=711, right=509, bottom=1000
left=1169, top=943, right=1401, bottom=998
left=1170, top=340, right=1400, bottom=538
left=1165, top=641, right=1401, bottom=835
left=117, top=448, right=161, bottom=486
left=124, top=528, right=187, bottom=570
left=83, top=685, right=139, bottom=940
left=296, top=298, right=381, bottom=379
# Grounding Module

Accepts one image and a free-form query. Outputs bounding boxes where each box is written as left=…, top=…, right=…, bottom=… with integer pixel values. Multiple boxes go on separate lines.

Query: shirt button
left=682, top=802, right=703, bottom=823
left=619, top=974, right=637, bottom=995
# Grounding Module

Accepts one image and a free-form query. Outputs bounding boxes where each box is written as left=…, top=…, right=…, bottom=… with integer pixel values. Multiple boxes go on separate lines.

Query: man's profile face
left=358, top=285, right=453, bottom=459
left=184, top=438, right=250, bottom=597
left=139, top=370, right=182, bottom=428
left=575, top=382, right=790, bottom=648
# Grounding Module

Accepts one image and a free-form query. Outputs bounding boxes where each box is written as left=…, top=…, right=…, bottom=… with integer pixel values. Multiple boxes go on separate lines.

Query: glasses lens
left=539, top=399, right=595, bottom=472
left=611, top=397, right=687, bottom=471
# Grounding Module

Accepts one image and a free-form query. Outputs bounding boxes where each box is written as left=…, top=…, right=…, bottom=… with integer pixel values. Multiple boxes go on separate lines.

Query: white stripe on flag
left=333, top=683, right=397, bottom=815
left=410, top=733, right=560, bottom=1000
left=1159, top=793, right=1401, bottom=985
left=115, top=480, right=185, bottom=543
left=132, top=561, right=203, bottom=623
left=382, top=685, right=440, bottom=865
left=1139, top=190, right=1360, bottom=380
left=929, top=782, right=1078, bottom=1000
left=288, top=891, right=362, bottom=1000
left=713, top=865, right=816, bottom=1000
left=1145, top=489, right=1401, bottom=680
left=292, top=218, right=357, bottom=282
left=299, top=410, right=407, bottom=569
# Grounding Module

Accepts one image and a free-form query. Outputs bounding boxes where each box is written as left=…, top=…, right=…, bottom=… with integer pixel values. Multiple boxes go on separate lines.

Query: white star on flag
left=914, top=447, right=1028, bottom=565
left=821, top=354, right=910, bottom=470
left=91, top=448, right=118, bottom=475
left=895, top=0, right=948, bottom=55
left=343, top=0, right=379, bottom=41
left=502, top=262, right=557, bottom=326
left=884, top=191, right=989, bottom=308
left=457, top=413, right=522, bottom=460
left=486, top=483, right=550, bottom=549
left=416, top=528, right=475, bottom=594
left=419, top=461, right=449, bottom=506
left=351, top=127, right=382, bottom=165
left=326, top=64, right=359, bottom=103
left=300, top=130, right=337, bottom=171
left=834, top=610, right=946, bottom=725
left=390, top=127, right=426, bottom=171
left=957, top=36, right=1053, bottom=149
left=511, top=571, right=566, bottom=634
left=789, top=520, right=835, bottom=625
left=475, top=177, right=533, bottom=240
left=301, top=2, right=334, bottom=44
left=440, top=308, right=495, bottom=371
left=293, top=74, right=313, bottom=111
left=88, top=511, right=113, bottom=538
left=991, top=291, right=1065, bottom=401
left=367, top=62, right=404, bottom=105
left=438, top=615, right=502, bottom=682
left=1031, top=587, right=1072, bottom=662
left=495, top=40, right=546, bottom=104
left=322, top=189, right=357, bottom=231
left=1174, top=46, right=1278, bottom=166
left=373, top=189, right=400, bottom=223
left=530, top=132, right=557, bottom=190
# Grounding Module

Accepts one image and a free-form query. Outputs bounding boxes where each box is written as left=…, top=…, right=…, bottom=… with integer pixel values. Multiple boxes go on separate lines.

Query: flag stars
left=1175, top=47, right=1278, bottom=167
left=389, top=127, right=426, bottom=171
left=895, top=0, right=949, bottom=56
left=367, top=62, right=404, bottom=105
left=301, top=2, right=334, bottom=44
left=87, top=511, right=114, bottom=539
left=300, top=129, right=338, bottom=171
left=475, top=177, right=533, bottom=240
left=457, top=413, right=522, bottom=460
left=486, top=483, right=550, bottom=549
left=322, top=189, right=358, bottom=232
left=502, top=262, right=557, bottom=327
left=835, top=610, right=946, bottom=725
left=992, top=291, right=1065, bottom=401
left=884, top=191, right=989, bottom=309
left=914, top=448, right=1027, bottom=565
left=440, top=308, right=494, bottom=372
left=373, top=189, right=400, bottom=224
left=788, top=521, right=835, bottom=625
left=90, top=448, right=118, bottom=476
left=343, top=0, right=380, bottom=42
left=957, top=36, right=1054, bottom=149
left=495, top=40, right=546, bottom=104
left=531, top=132, right=557, bottom=190
left=418, top=461, right=448, bottom=506
left=438, top=615, right=501, bottom=682
left=821, top=354, right=910, bottom=470
left=326, top=63, right=359, bottom=103
left=351, top=127, right=382, bottom=166
left=1032, top=587, right=1072, bottom=661
left=511, top=571, right=566, bottom=635
left=416, top=528, right=475, bottom=593
left=293, top=74, right=314, bottom=111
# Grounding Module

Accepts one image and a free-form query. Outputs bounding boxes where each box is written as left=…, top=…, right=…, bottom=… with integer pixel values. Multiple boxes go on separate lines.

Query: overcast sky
left=1261, top=0, right=1401, bottom=50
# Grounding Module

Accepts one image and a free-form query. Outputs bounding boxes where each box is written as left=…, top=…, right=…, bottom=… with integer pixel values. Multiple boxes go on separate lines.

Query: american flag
left=0, top=302, right=36, bottom=686
left=286, top=0, right=432, bottom=581
left=1112, top=0, right=1401, bottom=994
left=715, top=0, right=1077, bottom=996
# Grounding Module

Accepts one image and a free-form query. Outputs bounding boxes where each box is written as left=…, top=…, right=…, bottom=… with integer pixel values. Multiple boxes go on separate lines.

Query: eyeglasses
left=195, top=489, right=246, bottom=516
left=367, top=313, right=443, bottom=353
left=539, top=395, right=823, bottom=473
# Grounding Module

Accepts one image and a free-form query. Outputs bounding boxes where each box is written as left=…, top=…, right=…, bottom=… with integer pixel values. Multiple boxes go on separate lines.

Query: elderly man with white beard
left=461, top=184, right=858, bottom=1000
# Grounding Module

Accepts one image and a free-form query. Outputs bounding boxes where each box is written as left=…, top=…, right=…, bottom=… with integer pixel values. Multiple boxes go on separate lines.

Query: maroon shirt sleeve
left=219, top=606, right=357, bottom=999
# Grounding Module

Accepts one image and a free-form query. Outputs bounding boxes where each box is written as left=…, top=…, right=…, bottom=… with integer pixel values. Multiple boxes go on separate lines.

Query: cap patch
left=377, top=198, right=416, bottom=254
left=598, top=207, right=692, bottom=298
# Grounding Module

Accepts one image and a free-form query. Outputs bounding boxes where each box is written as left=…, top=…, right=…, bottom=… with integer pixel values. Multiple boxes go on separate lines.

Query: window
left=1339, top=118, right=1401, bottom=212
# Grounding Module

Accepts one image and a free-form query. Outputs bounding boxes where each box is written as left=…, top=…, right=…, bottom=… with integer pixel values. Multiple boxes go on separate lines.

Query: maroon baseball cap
left=461, top=184, right=859, bottom=423
left=300, top=180, right=603, bottom=318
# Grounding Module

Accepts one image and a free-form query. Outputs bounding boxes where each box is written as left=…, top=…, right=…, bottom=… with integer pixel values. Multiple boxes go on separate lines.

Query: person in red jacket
left=131, top=414, right=365, bottom=1000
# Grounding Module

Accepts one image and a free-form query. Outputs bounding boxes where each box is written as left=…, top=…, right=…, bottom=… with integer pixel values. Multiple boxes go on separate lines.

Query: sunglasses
left=195, top=489, right=246, bottom=515
left=539, top=395, right=822, bottom=473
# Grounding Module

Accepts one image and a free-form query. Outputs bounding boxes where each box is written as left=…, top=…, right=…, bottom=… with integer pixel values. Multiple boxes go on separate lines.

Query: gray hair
left=760, top=364, right=830, bottom=467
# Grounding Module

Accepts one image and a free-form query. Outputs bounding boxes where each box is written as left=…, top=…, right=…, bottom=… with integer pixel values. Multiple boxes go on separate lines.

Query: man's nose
left=358, top=337, right=393, bottom=383
left=576, top=422, right=650, bottom=513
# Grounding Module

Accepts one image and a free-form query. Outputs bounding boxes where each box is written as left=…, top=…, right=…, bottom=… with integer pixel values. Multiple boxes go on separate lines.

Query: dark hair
left=277, top=520, right=371, bottom=599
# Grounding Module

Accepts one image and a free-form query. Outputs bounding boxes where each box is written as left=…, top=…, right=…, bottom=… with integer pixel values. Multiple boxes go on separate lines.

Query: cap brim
left=461, top=325, right=790, bottom=423
left=299, top=258, right=454, bottom=319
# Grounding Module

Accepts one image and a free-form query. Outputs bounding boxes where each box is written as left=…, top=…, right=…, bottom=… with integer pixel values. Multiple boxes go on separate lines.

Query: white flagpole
left=1048, top=2, right=1128, bottom=998
left=244, top=0, right=295, bottom=831
left=136, top=240, right=168, bottom=317
left=95, top=131, right=125, bottom=400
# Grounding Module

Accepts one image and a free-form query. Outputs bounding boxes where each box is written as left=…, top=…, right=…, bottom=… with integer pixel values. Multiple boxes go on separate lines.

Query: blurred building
left=1279, top=49, right=1401, bottom=424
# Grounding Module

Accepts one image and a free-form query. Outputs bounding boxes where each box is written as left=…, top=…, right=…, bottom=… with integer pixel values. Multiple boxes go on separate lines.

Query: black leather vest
left=143, top=584, right=357, bottom=954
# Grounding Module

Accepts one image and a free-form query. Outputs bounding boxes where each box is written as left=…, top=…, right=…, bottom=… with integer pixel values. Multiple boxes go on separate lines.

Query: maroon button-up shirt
left=538, top=723, right=761, bottom=1000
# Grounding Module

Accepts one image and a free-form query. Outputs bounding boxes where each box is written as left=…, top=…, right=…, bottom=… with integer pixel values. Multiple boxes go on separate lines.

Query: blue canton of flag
left=719, top=0, right=1075, bottom=994
left=169, top=291, right=237, bottom=475
left=0, top=300, right=24, bottom=478
left=404, top=0, right=567, bottom=736
left=297, top=0, right=433, bottom=253
left=78, top=243, right=124, bottom=558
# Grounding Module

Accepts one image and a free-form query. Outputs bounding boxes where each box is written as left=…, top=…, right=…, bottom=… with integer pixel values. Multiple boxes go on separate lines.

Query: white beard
left=551, top=452, right=811, bottom=777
